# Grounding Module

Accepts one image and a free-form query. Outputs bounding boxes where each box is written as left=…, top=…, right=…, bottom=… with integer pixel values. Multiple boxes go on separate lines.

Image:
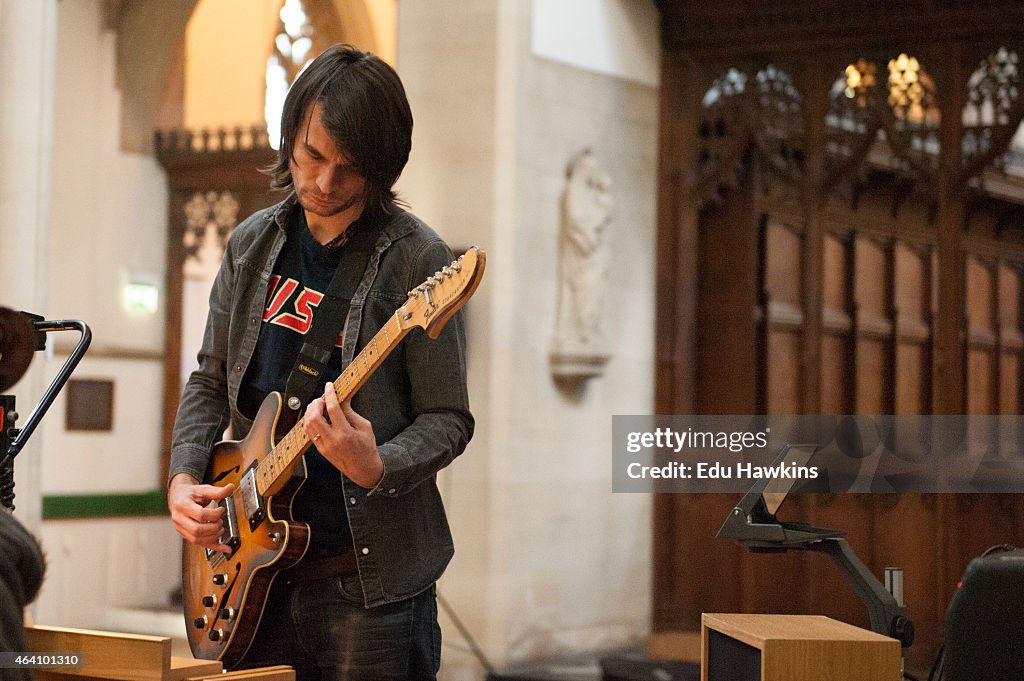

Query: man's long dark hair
left=269, top=44, right=413, bottom=217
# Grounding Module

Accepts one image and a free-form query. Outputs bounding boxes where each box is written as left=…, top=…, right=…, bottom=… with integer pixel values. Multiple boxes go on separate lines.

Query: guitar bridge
left=239, top=463, right=266, bottom=531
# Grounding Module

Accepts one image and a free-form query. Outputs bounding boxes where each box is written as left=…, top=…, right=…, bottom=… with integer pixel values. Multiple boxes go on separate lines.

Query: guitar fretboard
left=254, top=311, right=409, bottom=496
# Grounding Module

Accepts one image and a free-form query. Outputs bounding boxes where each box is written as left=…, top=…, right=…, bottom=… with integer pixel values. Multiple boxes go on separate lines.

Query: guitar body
left=183, top=392, right=310, bottom=667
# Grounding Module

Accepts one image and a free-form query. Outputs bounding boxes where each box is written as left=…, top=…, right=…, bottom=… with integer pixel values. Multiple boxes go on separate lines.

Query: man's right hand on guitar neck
left=168, top=473, right=235, bottom=553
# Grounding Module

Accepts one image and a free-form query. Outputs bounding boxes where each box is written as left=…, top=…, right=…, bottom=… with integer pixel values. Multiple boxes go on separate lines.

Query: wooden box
left=25, top=625, right=293, bottom=681
left=701, top=614, right=901, bottom=681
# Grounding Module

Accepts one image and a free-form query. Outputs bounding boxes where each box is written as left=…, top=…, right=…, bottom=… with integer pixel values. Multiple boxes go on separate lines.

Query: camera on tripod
left=0, top=306, right=91, bottom=510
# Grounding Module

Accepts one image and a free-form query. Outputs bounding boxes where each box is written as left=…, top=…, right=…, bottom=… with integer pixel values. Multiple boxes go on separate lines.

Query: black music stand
left=716, top=444, right=915, bottom=648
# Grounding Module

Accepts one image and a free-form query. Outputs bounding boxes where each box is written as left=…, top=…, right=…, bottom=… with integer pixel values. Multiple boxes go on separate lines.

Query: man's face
left=290, top=103, right=366, bottom=218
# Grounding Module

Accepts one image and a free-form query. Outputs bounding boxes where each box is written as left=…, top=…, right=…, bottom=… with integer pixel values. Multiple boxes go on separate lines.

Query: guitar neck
left=254, top=311, right=410, bottom=497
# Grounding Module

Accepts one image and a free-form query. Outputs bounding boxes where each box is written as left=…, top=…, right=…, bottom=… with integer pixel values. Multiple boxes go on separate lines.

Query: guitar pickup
left=205, top=492, right=241, bottom=562
left=239, top=464, right=266, bottom=532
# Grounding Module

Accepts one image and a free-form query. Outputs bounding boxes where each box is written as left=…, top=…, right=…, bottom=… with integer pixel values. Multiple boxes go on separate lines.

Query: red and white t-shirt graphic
left=262, top=275, right=344, bottom=348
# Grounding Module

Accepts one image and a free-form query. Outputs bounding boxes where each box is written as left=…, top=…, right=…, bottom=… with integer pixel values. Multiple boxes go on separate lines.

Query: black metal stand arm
left=806, top=537, right=915, bottom=648
left=717, top=444, right=915, bottom=649
left=1, top=319, right=91, bottom=510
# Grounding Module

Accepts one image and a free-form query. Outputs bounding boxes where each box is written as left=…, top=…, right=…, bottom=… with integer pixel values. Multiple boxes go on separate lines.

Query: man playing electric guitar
left=167, top=44, right=474, bottom=681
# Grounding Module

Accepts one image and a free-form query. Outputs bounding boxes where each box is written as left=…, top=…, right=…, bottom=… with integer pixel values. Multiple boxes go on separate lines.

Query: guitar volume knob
left=208, top=628, right=225, bottom=642
left=193, top=615, right=208, bottom=629
left=202, top=594, right=217, bottom=608
left=218, top=607, right=236, bottom=621
left=212, top=573, right=228, bottom=586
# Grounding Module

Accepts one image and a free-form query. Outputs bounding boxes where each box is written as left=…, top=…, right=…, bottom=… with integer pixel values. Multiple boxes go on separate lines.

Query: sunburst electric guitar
left=183, top=246, right=486, bottom=666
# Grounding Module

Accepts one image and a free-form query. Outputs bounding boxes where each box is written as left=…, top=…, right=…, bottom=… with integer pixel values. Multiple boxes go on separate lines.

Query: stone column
left=0, top=0, right=59, bottom=530
left=396, top=3, right=505, bottom=675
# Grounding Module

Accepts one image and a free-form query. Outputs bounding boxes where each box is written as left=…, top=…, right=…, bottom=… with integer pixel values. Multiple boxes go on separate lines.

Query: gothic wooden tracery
left=693, top=47, right=1024, bottom=207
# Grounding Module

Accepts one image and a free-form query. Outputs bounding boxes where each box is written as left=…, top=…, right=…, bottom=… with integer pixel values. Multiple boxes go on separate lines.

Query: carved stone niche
left=550, top=148, right=614, bottom=384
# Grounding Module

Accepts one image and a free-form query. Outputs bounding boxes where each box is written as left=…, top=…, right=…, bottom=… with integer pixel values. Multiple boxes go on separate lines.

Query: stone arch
left=107, top=0, right=199, bottom=153
left=106, top=0, right=383, bottom=153
left=324, top=0, right=380, bottom=52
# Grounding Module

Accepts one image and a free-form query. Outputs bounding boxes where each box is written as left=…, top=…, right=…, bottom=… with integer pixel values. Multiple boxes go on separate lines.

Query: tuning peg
left=453, top=262, right=462, bottom=272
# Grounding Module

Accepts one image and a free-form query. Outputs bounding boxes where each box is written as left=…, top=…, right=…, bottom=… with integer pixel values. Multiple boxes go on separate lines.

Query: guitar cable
left=436, top=589, right=496, bottom=675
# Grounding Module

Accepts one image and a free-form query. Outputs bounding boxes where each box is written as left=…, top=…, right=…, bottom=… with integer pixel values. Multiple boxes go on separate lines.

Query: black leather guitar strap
left=282, top=220, right=381, bottom=411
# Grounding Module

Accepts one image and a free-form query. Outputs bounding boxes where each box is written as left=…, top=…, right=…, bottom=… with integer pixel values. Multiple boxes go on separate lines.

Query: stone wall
left=397, top=2, right=660, bottom=677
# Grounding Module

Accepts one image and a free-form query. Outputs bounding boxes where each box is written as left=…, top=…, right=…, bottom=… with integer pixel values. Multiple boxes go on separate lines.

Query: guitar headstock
left=398, top=246, right=486, bottom=338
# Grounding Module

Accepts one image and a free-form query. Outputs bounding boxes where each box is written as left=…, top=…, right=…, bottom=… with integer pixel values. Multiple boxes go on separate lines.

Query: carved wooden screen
left=157, top=129, right=281, bottom=482
left=653, top=2, right=1024, bottom=675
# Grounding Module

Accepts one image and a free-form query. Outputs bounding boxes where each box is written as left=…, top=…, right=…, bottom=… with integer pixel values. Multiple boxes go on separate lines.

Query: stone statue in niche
left=550, top=148, right=613, bottom=381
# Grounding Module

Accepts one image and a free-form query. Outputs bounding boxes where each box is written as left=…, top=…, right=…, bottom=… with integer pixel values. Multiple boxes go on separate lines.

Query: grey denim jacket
left=169, top=194, right=474, bottom=607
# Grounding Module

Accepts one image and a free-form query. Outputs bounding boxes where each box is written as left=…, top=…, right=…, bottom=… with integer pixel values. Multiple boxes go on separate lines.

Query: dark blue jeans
left=237, top=573, right=441, bottom=680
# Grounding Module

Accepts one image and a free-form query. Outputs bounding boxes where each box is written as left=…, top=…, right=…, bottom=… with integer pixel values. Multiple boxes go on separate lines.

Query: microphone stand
left=1, top=318, right=91, bottom=510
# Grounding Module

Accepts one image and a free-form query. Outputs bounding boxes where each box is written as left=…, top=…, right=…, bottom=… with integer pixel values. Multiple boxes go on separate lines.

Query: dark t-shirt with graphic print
left=239, top=206, right=357, bottom=557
